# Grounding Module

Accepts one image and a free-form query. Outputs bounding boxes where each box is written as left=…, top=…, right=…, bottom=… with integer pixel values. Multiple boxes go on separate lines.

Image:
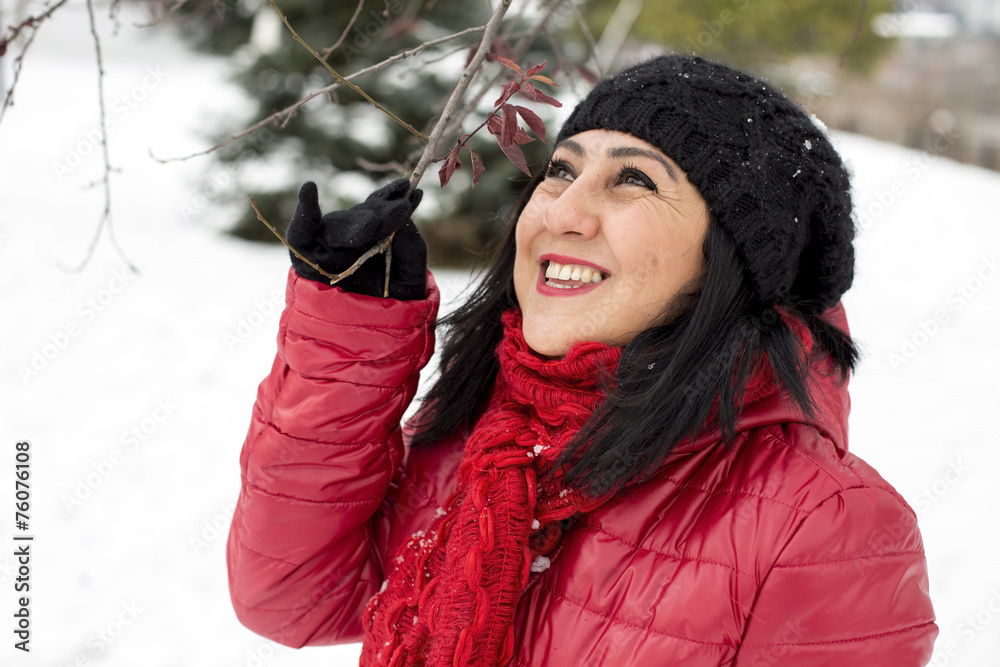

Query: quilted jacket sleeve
left=227, top=267, right=439, bottom=647
left=733, top=484, right=938, bottom=666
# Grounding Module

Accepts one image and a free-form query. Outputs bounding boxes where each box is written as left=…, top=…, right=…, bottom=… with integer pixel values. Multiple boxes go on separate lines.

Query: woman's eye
left=618, top=166, right=657, bottom=192
left=545, top=159, right=574, bottom=180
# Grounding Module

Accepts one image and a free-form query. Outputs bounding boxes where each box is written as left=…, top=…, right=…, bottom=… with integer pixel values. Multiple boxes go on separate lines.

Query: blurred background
left=1, top=1, right=998, bottom=665
left=99, top=0, right=1000, bottom=261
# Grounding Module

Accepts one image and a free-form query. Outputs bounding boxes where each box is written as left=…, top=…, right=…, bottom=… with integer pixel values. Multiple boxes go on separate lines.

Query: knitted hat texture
left=556, top=54, right=855, bottom=314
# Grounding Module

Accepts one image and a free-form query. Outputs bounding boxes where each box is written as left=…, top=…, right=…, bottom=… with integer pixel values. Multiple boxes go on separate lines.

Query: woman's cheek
left=519, top=197, right=547, bottom=232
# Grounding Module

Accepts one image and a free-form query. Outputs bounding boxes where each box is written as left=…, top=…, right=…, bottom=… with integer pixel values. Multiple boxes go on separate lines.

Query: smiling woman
left=227, top=55, right=938, bottom=666
left=515, top=130, right=710, bottom=356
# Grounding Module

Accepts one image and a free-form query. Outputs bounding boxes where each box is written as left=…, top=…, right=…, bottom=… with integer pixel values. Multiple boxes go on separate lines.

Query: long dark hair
left=410, top=168, right=858, bottom=497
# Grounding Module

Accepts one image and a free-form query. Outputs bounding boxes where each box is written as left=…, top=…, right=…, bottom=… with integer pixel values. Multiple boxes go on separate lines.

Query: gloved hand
left=286, top=178, right=427, bottom=301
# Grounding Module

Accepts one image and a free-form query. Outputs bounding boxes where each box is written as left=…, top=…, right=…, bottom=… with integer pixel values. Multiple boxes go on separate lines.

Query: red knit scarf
left=360, top=309, right=622, bottom=667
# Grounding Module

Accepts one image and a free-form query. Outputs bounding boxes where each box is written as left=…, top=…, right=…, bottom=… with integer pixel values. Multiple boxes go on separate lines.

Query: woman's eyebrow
left=608, top=146, right=679, bottom=182
left=554, top=138, right=585, bottom=157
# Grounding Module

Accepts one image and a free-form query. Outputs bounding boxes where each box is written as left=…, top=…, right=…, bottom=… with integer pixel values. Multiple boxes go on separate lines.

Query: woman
left=227, top=55, right=937, bottom=665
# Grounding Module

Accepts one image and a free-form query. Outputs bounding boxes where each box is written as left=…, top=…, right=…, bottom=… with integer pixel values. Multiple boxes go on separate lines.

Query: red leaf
left=486, top=115, right=503, bottom=136
left=466, top=148, right=485, bottom=186
left=501, top=104, right=518, bottom=147
left=529, top=74, right=556, bottom=86
left=438, top=146, right=463, bottom=187
left=513, top=105, right=547, bottom=143
left=534, top=89, right=562, bottom=107
left=520, top=81, right=562, bottom=108
left=525, top=60, right=547, bottom=78
left=490, top=53, right=522, bottom=76
left=513, top=125, right=534, bottom=145
left=493, top=80, right=519, bottom=108
left=495, top=134, right=530, bottom=176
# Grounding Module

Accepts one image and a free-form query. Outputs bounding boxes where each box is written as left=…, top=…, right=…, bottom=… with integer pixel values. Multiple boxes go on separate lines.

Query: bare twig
left=151, top=110, right=284, bottom=163
left=248, top=196, right=335, bottom=281
left=383, top=237, right=392, bottom=298
left=355, top=156, right=408, bottom=173
left=108, top=0, right=123, bottom=34
left=0, top=27, right=43, bottom=126
left=839, top=0, right=870, bottom=67
left=544, top=29, right=584, bottom=97
left=133, top=0, right=192, bottom=28
left=0, top=0, right=69, bottom=49
left=249, top=195, right=395, bottom=294
left=593, top=0, right=642, bottom=72
left=500, top=0, right=529, bottom=42
left=60, top=0, right=138, bottom=274
left=408, top=0, right=513, bottom=188
left=414, top=42, right=474, bottom=68
left=568, top=1, right=603, bottom=77
left=153, top=25, right=486, bottom=163
left=321, top=0, right=365, bottom=59
left=0, top=0, right=71, bottom=126
left=270, top=0, right=426, bottom=141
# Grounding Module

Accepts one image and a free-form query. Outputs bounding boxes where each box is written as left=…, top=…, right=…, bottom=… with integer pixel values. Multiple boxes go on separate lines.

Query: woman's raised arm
left=226, top=180, right=438, bottom=646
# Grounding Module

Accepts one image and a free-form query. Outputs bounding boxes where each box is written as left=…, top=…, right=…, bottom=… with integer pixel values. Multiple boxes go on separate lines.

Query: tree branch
left=593, top=0, right=643, bottom=71
left=0, top=0, right=71, bottom=126
left=249, top=195, right=395, bottom=292
left=108, top=0, right=123, bottom=34
left=133, top=0, right=192, bottom=29
left=269, top=0, right=426, bottom=141
left=321, top=0, right=365, bottom=59
left=839, top=0, right=870, bottom=67
left=568, top=1, right=603, bottom=77
left=60, top=0, right=138, bottom=273
left=407, top=0, right=513, bottom=188
left=151, top=24, right=487, bottom=163
left=544, top=28, right=584, bottom=97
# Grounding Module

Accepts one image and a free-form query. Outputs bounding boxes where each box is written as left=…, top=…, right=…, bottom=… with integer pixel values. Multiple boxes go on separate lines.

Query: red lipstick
left=535, top=254, right=609, bottom=297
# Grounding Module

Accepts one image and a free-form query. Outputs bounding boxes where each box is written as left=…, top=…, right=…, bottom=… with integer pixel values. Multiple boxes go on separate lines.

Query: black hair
left=409, top=168, right=858, bottom=497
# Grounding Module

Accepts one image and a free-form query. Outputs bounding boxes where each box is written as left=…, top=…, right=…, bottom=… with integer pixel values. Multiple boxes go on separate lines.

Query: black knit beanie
left=556, top=54, right=855, bottom=315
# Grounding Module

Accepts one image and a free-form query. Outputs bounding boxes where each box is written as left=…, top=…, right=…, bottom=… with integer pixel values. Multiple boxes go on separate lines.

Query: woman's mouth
left=544, top=260, right=606, bottom=287
left=536, top=259, right=609, bottom=296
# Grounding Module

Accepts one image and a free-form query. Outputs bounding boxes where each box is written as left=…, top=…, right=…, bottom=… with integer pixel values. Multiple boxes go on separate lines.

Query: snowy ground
left=1, top=4, right=998, bottom=666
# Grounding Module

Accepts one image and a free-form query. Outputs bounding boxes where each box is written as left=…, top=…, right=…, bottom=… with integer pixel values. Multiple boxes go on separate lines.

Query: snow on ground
left=1, top=4, right=998, bottom=666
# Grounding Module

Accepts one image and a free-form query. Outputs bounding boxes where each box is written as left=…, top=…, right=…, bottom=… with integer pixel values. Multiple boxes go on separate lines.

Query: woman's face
left=514, top=129, right=710, bottom=357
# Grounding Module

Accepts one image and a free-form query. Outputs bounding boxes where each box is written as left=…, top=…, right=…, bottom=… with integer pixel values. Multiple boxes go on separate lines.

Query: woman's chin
left=521, top=325, right=573, bottom=359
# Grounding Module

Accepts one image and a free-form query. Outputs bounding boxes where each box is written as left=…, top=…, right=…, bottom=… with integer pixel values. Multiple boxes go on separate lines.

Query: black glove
left=286, top=178, right=427, bottom=301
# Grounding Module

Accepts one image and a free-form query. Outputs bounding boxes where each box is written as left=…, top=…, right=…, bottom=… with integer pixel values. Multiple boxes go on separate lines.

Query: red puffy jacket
left=228, top=268, right=937, bottom=665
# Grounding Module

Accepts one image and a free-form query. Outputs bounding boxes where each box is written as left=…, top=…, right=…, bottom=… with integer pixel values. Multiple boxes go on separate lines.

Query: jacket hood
left=673, top=302, right=851, bottom=458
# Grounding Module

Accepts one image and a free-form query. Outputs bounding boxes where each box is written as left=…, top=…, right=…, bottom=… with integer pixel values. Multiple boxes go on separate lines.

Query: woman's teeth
left=544, top=261, right=604, bottom=287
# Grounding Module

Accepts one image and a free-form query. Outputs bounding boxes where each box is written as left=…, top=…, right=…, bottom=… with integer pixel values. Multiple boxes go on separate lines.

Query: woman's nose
left=541, top=183, right=600, bottom=239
